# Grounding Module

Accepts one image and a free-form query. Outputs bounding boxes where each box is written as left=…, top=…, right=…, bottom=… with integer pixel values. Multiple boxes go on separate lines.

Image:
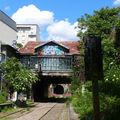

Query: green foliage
left=71, top=81, right=120, bottom=120
left=15, top=100, right=27, bottom=108
left=100, top=94, right=120, bottom=120
left=71, top=77, right=80, bottom=93
left=1, top=106, right=13, bottom=112
left=102, top=38, right=120, bottom=97
left=70, top=6, right=120, bottom=120
left=78, top=7, right=120, bottom=39
left=16, top=43, right=23, bottom=49
left=1, top=57, right=38, bottom=92
left=71, top=86, right=93, bottom=120
left=0, top=91, right=7, bottom=104
left=99, top=49, right=120, bottom=120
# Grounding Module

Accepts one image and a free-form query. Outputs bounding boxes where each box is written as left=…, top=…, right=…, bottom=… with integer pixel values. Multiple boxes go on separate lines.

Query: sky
left=0, top=0, right=120, bottom=41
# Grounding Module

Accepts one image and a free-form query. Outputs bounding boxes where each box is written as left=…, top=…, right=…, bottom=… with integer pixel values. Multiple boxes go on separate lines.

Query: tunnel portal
left=32, top=76, right=71, bottom=102
left=54, top=85, right=64, bottom=94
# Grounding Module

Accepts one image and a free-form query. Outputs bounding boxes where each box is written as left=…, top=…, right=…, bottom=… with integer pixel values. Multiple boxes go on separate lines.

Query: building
left=1, top=44, right=19, bottom=62
left=0, top=10, right=17, bottom=46
left=19, top=40, right=80, bottom=101
left=16, top=24, right=40, bottom=46
left=0, top=10, right=19, bottom=63
left=19, top=41, right=80, bottom=75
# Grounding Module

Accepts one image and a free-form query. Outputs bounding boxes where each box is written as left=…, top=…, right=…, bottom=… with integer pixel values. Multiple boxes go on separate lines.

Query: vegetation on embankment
left=0, top=100, right=35, bottom=120
left=70, top=7, right=120, bottom=120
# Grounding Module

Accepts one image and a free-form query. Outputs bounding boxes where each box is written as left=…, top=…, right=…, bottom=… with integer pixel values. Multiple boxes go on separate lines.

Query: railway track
left=39, top=103, right=68, bottom=120
left=2, top=103, right=69, bottom=120
left=39, top=103, right=57, bottom=120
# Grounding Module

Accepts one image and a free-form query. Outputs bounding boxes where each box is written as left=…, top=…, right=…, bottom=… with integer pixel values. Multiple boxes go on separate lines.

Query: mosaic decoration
left=40, top=45, right=65, bottom=55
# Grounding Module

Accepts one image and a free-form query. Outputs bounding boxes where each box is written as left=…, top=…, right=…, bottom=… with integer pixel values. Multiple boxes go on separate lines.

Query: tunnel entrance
left=54, top=85, right=64, bottom=94
left=32, top=76, right=71, bottom=102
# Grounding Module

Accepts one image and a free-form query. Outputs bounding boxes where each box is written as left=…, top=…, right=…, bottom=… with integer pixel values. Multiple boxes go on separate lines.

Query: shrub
left=0, top=91, right=7, bottom=104
left=15, top=100, right=27, bottom=108
left=71, top=87, right=93, bottom=120
left=100, top=94, right=120, bottom=120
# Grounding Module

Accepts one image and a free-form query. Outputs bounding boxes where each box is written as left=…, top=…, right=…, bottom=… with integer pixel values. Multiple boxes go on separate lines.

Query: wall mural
left=40, top=45, right=65, bottom=55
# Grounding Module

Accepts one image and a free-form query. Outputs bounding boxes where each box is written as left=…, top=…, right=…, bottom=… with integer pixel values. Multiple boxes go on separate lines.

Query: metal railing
left=21, top=56, right=73, bottom=73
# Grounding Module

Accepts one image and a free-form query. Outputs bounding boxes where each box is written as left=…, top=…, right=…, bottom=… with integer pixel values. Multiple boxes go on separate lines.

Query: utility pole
left=84, top=35, right=103, bottom=120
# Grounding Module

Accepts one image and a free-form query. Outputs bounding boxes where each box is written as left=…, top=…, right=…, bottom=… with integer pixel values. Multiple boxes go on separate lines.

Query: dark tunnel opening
left=54, top=85, right=64, bottom=94
left=32, top=76, right=71, bottom=102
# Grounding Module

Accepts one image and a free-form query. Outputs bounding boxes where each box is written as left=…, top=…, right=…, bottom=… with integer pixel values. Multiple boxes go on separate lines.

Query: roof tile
left=19, top=41, right=80, bottom=54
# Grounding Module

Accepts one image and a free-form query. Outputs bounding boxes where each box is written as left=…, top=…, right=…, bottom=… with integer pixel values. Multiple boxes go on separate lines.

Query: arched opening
left=54, top=85, right=64, bottom=94
left=32, top=76, right=71, bottom=102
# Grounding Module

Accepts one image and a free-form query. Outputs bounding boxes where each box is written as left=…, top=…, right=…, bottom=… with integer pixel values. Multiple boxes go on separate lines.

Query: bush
left=71, top=87, right=93, bottom=120
left=100, top=94, right=120, bottom=120
left=70, top=77, right=81, bottom=93
left=15, top=100, right=27, bottom=108
left=0, top=91, right=7, bottom=104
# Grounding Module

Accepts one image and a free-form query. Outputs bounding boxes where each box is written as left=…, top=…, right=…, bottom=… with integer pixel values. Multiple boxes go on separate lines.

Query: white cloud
left=113, top=0, right=120, bottom=5
left=11, top=4, right=79, bottom=41
left=11, top=4, right=54, bottom=26
left=47, top=20, right=79, bottom=41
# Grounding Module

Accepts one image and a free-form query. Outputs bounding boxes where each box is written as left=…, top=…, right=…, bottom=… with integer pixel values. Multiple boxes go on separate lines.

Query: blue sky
left=0, top=0, right=119, bottom=41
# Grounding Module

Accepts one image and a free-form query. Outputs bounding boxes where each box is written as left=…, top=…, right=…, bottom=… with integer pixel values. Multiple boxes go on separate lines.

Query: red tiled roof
left=19, top=41, right=80, bottom=54
left=19, top=41, right=40, bottom=54
left=60, top=41, right=79, bottom=53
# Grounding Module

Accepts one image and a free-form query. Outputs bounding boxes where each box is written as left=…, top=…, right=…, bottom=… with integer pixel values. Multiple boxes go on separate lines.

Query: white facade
left=16, top=24, right=39, bottom=46
left=0, top=11, right=17, bottom=46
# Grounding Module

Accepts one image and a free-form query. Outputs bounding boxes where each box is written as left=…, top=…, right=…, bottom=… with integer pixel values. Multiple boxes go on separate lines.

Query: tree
left=1, top=57, right=38, bottom=92
left=16, top=43, right=23, bottom=49
left=75, top=7, right=120, bottom=120
left=77, top=7, right=120, bottom=39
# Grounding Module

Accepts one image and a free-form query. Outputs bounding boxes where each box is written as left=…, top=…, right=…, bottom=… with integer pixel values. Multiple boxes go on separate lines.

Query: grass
left=0, top=100, right=35, bottom=119
left=0, top=118, right=9, bottom=120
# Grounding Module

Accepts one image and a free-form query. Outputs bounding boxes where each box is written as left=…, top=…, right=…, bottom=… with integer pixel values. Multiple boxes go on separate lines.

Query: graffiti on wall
left=40, top=45, right=65, bottom=55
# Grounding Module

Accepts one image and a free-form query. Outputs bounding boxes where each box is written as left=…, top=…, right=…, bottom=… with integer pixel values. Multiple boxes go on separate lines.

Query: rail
left=21, top=56, right=73, bottom=73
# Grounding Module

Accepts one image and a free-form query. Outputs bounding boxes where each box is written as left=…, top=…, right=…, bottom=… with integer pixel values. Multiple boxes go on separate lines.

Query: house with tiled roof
left=18, top=40, right=80, bottom=101
left=19, top=41, right=79, bottom=55
left=19, top=40, right=80, bottom=75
